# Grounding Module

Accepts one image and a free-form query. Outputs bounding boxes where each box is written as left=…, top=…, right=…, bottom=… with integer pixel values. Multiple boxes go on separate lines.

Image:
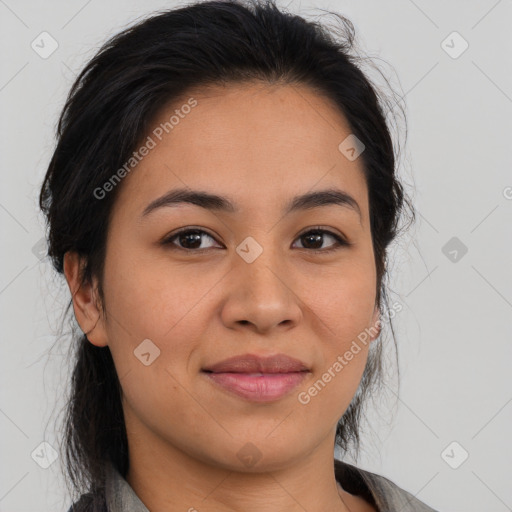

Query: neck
left=123, top=416, right=357, bottom=512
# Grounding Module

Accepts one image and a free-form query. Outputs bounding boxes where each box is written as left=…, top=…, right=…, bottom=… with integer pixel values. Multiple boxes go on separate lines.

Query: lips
left=202, top=353, right=310, bottom=402
left=202, top=353, right=310, bottom=374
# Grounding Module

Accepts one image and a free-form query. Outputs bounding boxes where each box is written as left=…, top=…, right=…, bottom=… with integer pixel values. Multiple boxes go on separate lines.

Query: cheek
left=294, top=304, right=373, bottom=431
left=306, top=264, right=376, bottom=341
left=103, top=258, right=213, bottom=443
left=306, top=268, right=375, bottom=392
left=103, top=241, right=217, bottom=340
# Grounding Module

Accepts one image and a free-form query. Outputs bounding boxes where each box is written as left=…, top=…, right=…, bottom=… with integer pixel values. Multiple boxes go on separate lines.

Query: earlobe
left=63, top=251, right=109, bottom=347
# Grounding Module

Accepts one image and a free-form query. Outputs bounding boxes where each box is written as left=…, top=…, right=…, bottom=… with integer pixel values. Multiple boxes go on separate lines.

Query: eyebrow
left=140, top=187, right=362, bottom=220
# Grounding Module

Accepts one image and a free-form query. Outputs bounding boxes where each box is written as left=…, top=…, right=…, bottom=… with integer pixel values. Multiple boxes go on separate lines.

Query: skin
left=64, top=81, right=380, bottom=512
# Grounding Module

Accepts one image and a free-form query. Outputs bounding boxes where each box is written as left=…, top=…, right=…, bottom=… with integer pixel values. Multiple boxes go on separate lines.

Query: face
left=69, top=82, right=380, bottom=472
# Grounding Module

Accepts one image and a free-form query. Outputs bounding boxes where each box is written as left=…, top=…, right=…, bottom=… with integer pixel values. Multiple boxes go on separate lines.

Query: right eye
left=161, top=228, right=222, bottom=252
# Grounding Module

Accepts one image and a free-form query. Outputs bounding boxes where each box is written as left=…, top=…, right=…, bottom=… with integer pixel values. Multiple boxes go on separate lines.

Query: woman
left=39, top=1, right=438, bottom=510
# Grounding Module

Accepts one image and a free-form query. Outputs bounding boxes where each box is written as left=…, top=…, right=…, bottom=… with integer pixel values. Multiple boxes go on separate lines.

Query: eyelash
left=161, top=226, right=350, bottom=255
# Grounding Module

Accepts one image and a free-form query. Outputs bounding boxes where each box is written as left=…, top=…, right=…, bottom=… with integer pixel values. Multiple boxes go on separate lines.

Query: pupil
left=181, top=231, right=202, bottom=249
left=304, top=232, right=322, bottom=249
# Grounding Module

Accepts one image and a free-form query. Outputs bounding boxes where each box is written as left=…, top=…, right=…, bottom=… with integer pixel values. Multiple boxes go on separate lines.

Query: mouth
left=201, top=368, right=310, bottom=403
left=201, top=353, right=311, bottom=402
left=202, top=353, right=310, bottom=374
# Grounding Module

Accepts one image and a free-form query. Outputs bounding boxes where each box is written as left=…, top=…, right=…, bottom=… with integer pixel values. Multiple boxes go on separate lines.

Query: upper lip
left=202, top=353, right=310, bottom=373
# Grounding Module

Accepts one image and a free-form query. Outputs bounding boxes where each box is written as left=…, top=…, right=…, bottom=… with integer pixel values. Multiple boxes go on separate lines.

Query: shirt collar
left=105, top=462, right=149, bottom=512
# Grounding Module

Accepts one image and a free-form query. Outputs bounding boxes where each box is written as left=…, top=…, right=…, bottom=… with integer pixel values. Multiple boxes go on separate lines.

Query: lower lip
left=203, top=371, right=309, bottom=402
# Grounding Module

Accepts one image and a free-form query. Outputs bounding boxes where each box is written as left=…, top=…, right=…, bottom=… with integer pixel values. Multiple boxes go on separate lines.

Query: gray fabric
left=357, top=469, right=438, bottom=511
left=105, top=463, right=148, bottom=512
left=102, top=460, right=438, bottom=512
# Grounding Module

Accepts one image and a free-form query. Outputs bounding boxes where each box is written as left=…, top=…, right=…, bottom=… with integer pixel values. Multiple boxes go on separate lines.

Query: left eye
left=292, top=228, right=348, bottom=253
left=161, top=227, right=348, bottom=253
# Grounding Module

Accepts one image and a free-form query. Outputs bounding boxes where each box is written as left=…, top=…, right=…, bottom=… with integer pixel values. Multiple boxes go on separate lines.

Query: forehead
left=111, top=81, right=369, bottom=222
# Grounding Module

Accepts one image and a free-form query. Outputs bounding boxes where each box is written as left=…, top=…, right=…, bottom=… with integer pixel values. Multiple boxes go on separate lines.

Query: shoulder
left=334, top=458, right=439, bottom=512
left=67, top=462, right=147, bottom=512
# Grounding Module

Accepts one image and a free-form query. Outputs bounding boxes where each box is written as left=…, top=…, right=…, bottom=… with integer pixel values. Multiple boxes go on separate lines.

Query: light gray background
left=1, top=0, right=511, bottom=511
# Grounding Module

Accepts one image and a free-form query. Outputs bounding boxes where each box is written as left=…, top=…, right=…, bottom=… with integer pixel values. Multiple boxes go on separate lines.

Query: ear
left=63, top=251, right=109, bottom=347
left=369, top=305, right=381, bottom=342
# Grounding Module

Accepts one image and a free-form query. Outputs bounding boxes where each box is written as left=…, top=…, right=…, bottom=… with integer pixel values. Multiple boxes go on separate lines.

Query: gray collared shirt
left=104, top=463, right=148, bottom=511
left=97, top=459, right=439, bottom=512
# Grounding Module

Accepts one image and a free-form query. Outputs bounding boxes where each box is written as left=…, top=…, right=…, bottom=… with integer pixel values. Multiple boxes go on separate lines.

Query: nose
left=220, top=247, right=303, bottom=335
